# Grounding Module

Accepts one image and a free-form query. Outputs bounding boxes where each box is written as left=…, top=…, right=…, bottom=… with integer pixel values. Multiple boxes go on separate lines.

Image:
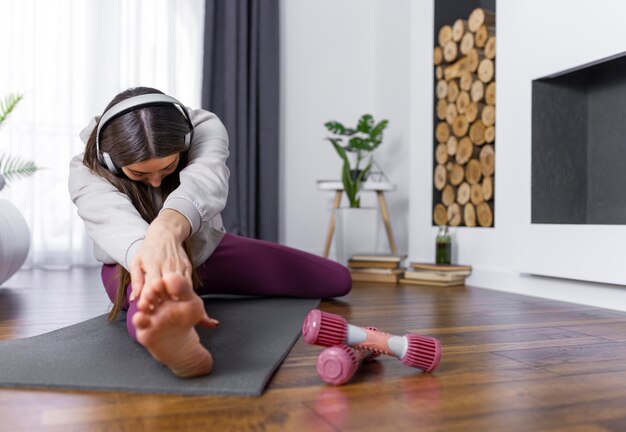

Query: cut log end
left=436, top=143, right=448, bottom=165
left=468, top=8, right=496, bottom=33
left=485, top=82, right=496, bottom=105
left=480, top=144, right=495, bottom=176
left=465, top=159, right=482, bottom=185
left=452, top=19, right=466, bottom=42
left=449, top=164, right=465, bottom=186
left=470, top=183, right=485, bottom=205
left=443, top=41, right=458, bottom=63
left=485, top=36, right=496, bottom=60
left=447, top=203, right=462, bottom=226
left=482, top=176, right=493, bottom=201
left=456, top=91, right=470, bottom=114
left=434, top=46, right=443, bottom=65
left=481, top=105, right=496, bottom=126
left=460, top=32, right=474, bottom=55
left=436, top=122, right=450, bottom=143
left=436, top=99, right=447, bottom=121
left=434, top=164, right=447, bottom=191
left=436, top=80, right=448, bottom=100
left=471, top=80, right=484, bottom=102
left=485, top=125, right=496, bottom=143
left=477, top=202, right=493, bottom=227
left=442, top=184, right=456, bottom=206
left=452, top=115, right=469, bottom=137
left=446, top=103, right=458, bottom=124
left=469, top=120, right=486, bottom=145
left=475, top=25, right=489, bottom=48
left=457, top=182, right=471, bottom=205
left=465, top=101, right=479, bottom=123
left=447, top=80, right=460, bottom=103
left=464, top=203, right=477, bottom=227
left=434, top=203, right=447, bottom=226
left=447, top=135, right=458, bottom=156
left=478, top=59, right=495, bottom=83
left=438, top=25, right=453, bottom=47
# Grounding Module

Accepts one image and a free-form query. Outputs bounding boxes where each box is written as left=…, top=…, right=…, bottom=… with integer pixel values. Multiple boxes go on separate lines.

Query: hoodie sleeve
left=68, top=153, right=148, bottom=270
left=160, top=108, right=230, bottom=234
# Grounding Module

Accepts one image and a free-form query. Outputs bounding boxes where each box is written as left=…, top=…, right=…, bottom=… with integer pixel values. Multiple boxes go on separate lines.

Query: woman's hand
left=129, top=209, right=192, bottom=303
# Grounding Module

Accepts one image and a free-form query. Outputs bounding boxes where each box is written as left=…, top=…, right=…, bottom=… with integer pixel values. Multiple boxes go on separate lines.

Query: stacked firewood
left=433, top=8, right=495, bottom=227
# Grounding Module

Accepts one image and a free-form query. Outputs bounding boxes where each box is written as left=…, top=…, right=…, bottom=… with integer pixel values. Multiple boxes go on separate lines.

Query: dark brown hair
left=83, top=87, right=200, bottom=321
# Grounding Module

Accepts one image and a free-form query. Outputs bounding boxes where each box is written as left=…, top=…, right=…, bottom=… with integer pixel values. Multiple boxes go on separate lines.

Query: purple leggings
left=101, top=233, right=351, bottom=341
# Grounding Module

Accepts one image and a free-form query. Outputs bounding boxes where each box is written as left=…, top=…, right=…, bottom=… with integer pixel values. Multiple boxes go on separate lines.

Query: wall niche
left=432, top=0, right=496, bottom=228
left=532, top=52, right=626, bottom=225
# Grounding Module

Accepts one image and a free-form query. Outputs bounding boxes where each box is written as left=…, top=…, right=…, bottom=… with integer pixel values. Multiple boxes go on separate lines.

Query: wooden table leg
left=323, top=191, right=343, bottom=258
left=376, top=191, right=398, bottom=255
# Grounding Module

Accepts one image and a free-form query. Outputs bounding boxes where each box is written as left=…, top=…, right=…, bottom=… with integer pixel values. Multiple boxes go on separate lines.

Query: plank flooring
left=2, top=269, right=626, bottom=431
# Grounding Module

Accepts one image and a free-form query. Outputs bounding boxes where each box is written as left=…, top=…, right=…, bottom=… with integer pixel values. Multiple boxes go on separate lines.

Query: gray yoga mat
left=0, top=296, right=319, bottom=396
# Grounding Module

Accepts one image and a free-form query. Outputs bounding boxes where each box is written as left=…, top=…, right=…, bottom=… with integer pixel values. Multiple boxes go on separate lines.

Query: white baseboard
left=466, top=269, right=626, bottom=312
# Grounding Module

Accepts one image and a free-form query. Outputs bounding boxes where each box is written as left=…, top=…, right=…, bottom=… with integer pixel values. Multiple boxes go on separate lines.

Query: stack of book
left=347, top=254, right=407, bottom=284
left=400, top=262, right=472, bottom=287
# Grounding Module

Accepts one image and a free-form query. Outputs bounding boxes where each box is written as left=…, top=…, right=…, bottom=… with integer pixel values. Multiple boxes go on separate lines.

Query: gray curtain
left=202, top=0, right=279, bottom=241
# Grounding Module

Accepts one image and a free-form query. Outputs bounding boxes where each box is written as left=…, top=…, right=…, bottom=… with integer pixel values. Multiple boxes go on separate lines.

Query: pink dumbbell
left=302, top=309, right=442, bottom=372
left=317, top=344, right=375, bottom=385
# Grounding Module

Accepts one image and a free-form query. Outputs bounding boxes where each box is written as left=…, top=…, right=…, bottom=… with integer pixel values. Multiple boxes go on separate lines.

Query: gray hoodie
left=68, top=108, right=229, bottom=270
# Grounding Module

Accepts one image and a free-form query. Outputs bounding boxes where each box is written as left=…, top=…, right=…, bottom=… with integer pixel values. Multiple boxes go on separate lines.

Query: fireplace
left=512, top=51, right=626, bottom=286
left=532, top=52, right=626, bottom=225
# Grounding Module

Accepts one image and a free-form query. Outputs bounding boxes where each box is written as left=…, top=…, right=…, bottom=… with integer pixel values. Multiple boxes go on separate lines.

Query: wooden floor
left=2, top=269, right=626, bottom=431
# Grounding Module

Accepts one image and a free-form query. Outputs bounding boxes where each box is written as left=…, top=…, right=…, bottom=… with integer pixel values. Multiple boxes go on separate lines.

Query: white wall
left=279, top=0, right=412, bottom=256
left=281, top=0, right=626, bottom=311
left=409, top=0, right=626, bottom=311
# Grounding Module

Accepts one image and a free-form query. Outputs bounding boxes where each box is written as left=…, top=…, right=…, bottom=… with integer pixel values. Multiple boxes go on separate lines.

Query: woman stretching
left=69, top=87, right=351, bottom=378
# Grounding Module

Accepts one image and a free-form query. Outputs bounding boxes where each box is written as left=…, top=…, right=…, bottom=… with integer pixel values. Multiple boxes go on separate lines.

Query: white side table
left=317, top=180, right=398, bottom=258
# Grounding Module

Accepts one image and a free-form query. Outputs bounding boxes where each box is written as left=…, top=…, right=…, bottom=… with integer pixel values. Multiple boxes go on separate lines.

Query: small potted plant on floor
left=0, top=93, right=40, bottom=285
left=324, top=114, right=389, bottom=263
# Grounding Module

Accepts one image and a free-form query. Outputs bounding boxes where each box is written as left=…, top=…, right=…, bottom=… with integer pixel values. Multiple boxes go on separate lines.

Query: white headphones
left=95, top=93, right=194, bottom=175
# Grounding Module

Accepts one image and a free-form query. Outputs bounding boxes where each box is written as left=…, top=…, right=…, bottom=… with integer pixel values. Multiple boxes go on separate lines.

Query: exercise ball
left=0, top=199, right=30, bottom=285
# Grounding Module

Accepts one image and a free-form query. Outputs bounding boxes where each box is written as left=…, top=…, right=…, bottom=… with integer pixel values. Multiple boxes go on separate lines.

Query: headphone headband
left=95, top=93, right=194, bottom=175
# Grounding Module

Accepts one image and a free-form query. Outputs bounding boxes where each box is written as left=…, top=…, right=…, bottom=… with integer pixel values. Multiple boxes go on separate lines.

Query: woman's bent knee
left=322, top=261, right=352, bottom=298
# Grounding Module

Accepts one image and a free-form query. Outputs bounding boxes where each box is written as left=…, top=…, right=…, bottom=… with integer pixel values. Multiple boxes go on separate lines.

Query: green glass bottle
left=436, top=225, right=451, bottom=264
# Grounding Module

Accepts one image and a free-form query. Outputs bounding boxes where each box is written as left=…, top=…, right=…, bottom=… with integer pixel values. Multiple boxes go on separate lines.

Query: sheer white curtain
left=0, top=0, right=205, bottom=268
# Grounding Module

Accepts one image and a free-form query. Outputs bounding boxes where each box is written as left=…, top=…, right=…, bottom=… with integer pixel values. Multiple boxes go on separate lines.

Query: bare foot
left=132, top=273, right=217, bottom=378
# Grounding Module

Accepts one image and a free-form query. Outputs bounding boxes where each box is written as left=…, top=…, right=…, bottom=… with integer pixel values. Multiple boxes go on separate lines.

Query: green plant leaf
left=349, top=136, right=375, bottom=151
left=341, top=157, right=357, bottom=205
left=352, top=156, right=373, bottom=207
left=0, top=93, right=23, bottom=128
left=330, top=138, right=348, bottom=159
left=0, top=153, right=40, bottom=183
left=332, top=140, right=358, bottom=207
left=356, top=114, right=374, bottom=133
left=370, top=119, right=389, bottom=138
left=324, top=121, right=346, bottom=135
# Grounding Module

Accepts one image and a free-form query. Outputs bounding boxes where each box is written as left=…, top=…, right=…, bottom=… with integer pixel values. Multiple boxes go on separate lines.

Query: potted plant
left=325, top=114, right=388, bottom=208
left=0, top=94, right=39, bottom=190
left=324, top=114, right=389, bottom=263
left=0, top=93, right=40, bottom=285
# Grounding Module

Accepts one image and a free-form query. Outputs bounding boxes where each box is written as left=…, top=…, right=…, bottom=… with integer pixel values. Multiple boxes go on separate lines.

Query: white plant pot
left=334, top=207, right=379, bottom=265
left=0, top=199, right=30, bottom=285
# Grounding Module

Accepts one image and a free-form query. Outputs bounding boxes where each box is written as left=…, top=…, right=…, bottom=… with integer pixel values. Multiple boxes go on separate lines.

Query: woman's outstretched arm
left=68, top=153, right=149, bottom=269
left=129, top=208, right=191, bottom=301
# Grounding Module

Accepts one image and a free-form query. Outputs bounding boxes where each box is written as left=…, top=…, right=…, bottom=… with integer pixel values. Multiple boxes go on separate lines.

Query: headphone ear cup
left=102, top=152, right=120, bottom=175
left=184, top=131, right=192, bottom=151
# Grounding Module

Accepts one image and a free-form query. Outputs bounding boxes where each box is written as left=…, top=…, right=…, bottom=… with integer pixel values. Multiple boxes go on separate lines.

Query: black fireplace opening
left=532, top=52, right=626, bottom=224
